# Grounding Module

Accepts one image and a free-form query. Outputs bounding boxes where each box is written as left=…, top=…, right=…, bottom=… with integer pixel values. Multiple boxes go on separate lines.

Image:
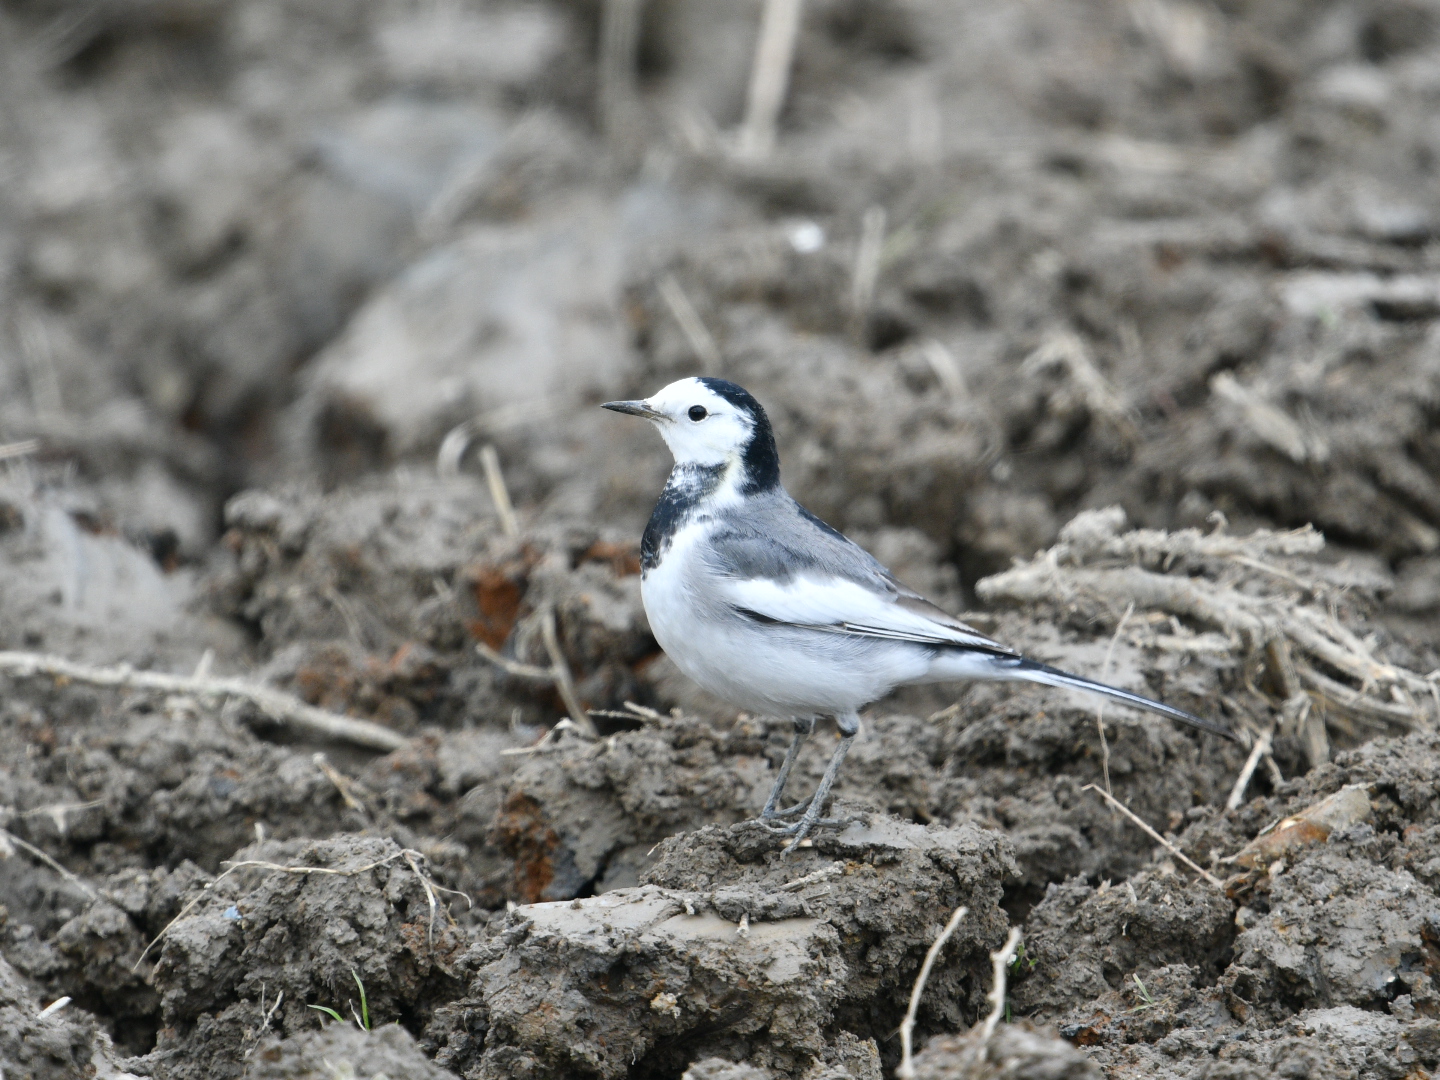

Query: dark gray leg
left=761, top=716, right=815, bottom=819
left=763, top=711, right=862, bottom=853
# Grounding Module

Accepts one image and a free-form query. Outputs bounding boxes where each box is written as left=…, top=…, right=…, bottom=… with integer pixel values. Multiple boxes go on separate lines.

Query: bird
left=603, top=376, right=1234, bottom=851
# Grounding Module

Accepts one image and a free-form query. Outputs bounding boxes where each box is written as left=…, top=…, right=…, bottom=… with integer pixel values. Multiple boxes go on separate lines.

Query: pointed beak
left=601, top=399, right=668, bottom=422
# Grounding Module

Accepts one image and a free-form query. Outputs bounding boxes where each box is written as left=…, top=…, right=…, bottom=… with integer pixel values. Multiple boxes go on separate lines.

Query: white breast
left=640, top=521, right=930, bottom=716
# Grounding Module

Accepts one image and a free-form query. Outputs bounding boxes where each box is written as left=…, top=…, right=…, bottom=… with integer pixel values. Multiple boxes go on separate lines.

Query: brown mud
left=2, top=1, right=1440, bottom=1077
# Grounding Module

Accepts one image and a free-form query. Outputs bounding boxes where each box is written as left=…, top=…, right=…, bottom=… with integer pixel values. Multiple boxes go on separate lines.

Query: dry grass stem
left=1083, top=783, right=1223, bottom=888
left=436, top=400, right=561, bottom=477
left=1095, top=602, right=1135, bottom=796
left=896, top=904, right=968, bottom=1079
left=313, top=753, right=368, bottom=815
left=978, top=927, right=1023, bottom=1044
left=849, top=205, right=887, bottom=326
left=977, top=508, right=1437, bottom=734
left=0, top=826, right=97, bottom=899
left=921, top=340, right=966, bottom=397
left=0, top=651, right=406, bottom=752
left=1299, top=662, right=1420, bottom=728
left=480, top=444, right=519, bottom=537
left=37, top=996, right=71, bottom=1019
left=17, top=308, right=64, bottom=417
left=737, top=0, right=804, bottom=159
left=0, top=438, right=40, bottom=461
left=1226, top=727, right=1273, bottom=810
left=659, top=274, right=723, bottom=371
left=1211, top=371, right=1329, bottom=465
left=540, top=606, right=599, bottom=736
left=135, top=847, right=463, bottom=969
left=475, top=642, right=553, bottom=681
left=499, top=717, right=583, bottom=756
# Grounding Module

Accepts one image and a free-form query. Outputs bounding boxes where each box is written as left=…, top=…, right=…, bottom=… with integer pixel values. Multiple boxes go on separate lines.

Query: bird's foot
left=757, top=811, right=861, bottom=855
left=757, top=815, right=848, bottom=836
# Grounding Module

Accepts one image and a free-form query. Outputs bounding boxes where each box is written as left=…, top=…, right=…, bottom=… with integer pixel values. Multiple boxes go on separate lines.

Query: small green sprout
left=307, top=1004, right=344, bottom=1024
left=306, top=970, right=372, bottom=1030
left=1008, top=942, right=1037, bottom=974
left=1129, top=973, right=1169, bottom=1013
left=352, top=970, right=371, bottom=1031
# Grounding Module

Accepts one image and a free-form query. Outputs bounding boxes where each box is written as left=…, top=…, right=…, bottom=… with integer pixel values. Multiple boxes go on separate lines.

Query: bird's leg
left=761, top=716, right=815, bottom=819
left=763, top=711, right=863, bottom=853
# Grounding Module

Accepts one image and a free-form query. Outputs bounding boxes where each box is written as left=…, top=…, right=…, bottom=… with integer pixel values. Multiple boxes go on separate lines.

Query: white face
left=632, top=378, right=755, bottom=467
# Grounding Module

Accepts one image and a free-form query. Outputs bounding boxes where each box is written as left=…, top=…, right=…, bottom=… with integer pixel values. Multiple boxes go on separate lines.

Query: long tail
left=994, top=656, right=1236, bottom=742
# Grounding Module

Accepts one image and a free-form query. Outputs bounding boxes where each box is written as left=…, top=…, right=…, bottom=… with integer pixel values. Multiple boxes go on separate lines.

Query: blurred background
left=2, top=0, right=1440, bottom=644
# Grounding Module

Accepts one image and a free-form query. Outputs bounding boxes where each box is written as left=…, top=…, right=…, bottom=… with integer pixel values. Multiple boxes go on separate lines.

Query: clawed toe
left=758, top=815, right=848, bottom=836
left=760, top=796, right=813, bottom=820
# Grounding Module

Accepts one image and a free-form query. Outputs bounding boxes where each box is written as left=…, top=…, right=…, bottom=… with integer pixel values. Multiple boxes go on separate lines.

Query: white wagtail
left=604, top=377, right=1234, bottom=851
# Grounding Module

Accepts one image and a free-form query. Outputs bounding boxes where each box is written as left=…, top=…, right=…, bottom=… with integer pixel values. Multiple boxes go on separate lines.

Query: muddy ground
left=2, top=0, right=1440, bottom=1077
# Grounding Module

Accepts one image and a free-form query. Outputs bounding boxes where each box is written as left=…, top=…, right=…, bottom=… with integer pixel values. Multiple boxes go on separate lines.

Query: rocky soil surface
left=2, top=0, right=1440, bottom=1077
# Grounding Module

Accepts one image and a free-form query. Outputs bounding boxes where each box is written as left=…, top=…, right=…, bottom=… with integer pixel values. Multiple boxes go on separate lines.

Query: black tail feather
left=1010, top=658, right=1237, bottom=742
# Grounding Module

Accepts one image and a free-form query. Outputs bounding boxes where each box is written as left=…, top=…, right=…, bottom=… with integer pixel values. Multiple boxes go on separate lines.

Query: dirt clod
left=427, top=817, right=1007, bottom=1079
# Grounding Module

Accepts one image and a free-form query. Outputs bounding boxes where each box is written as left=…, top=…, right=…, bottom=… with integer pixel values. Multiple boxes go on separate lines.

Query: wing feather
left=719, top=574, right=1014, bottom=654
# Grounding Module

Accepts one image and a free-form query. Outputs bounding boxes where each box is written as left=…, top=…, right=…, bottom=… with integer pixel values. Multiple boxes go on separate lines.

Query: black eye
left=688, top=405, right=708, bottom=422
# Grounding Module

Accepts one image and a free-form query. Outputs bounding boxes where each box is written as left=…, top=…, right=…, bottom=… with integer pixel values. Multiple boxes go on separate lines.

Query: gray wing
left=704, top=494, right=1015, bottom=654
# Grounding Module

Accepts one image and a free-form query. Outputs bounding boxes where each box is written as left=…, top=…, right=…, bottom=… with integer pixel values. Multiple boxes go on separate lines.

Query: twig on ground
left=479, top=444, right=519, bottom=537
left=0, top=651, right=406, bottom=752
left=540, top=607, right=598, bottom=736
left=1082, top=784, right=1224, bottom=888
left=1095, top=602, right=1135, bottom=797
left=737, top=0, right=804, bottom=160
left=896, top=905, right=968, bottom=1079
left=0, top=826, right=97, bottom=899
left=1226, top=726, right=1273, bottom=810
left=978, top=927, right=1023, bottom=1044
left=659, top=274, right=723, bottom=372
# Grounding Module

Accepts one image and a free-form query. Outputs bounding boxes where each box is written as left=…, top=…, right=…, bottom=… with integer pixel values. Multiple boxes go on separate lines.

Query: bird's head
left=602, top=377, right=780, bottom=493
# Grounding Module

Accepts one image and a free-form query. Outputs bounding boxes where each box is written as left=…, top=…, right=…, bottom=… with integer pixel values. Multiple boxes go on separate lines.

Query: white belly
left=640, top=522, right=929, bottom=716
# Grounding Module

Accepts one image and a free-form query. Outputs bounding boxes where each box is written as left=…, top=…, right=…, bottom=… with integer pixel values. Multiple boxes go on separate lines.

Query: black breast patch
left=641, top=463, right=724, bottom=571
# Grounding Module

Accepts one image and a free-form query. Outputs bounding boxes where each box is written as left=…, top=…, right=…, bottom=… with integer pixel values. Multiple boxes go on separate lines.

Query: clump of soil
left=424, top=817, right=1011, bottom=1079
left=1012, top=729, right=1440, bottom=1078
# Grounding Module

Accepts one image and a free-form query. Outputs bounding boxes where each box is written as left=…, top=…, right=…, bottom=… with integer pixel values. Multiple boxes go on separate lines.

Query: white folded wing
left=722, top=574, right=1010, bottom=652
